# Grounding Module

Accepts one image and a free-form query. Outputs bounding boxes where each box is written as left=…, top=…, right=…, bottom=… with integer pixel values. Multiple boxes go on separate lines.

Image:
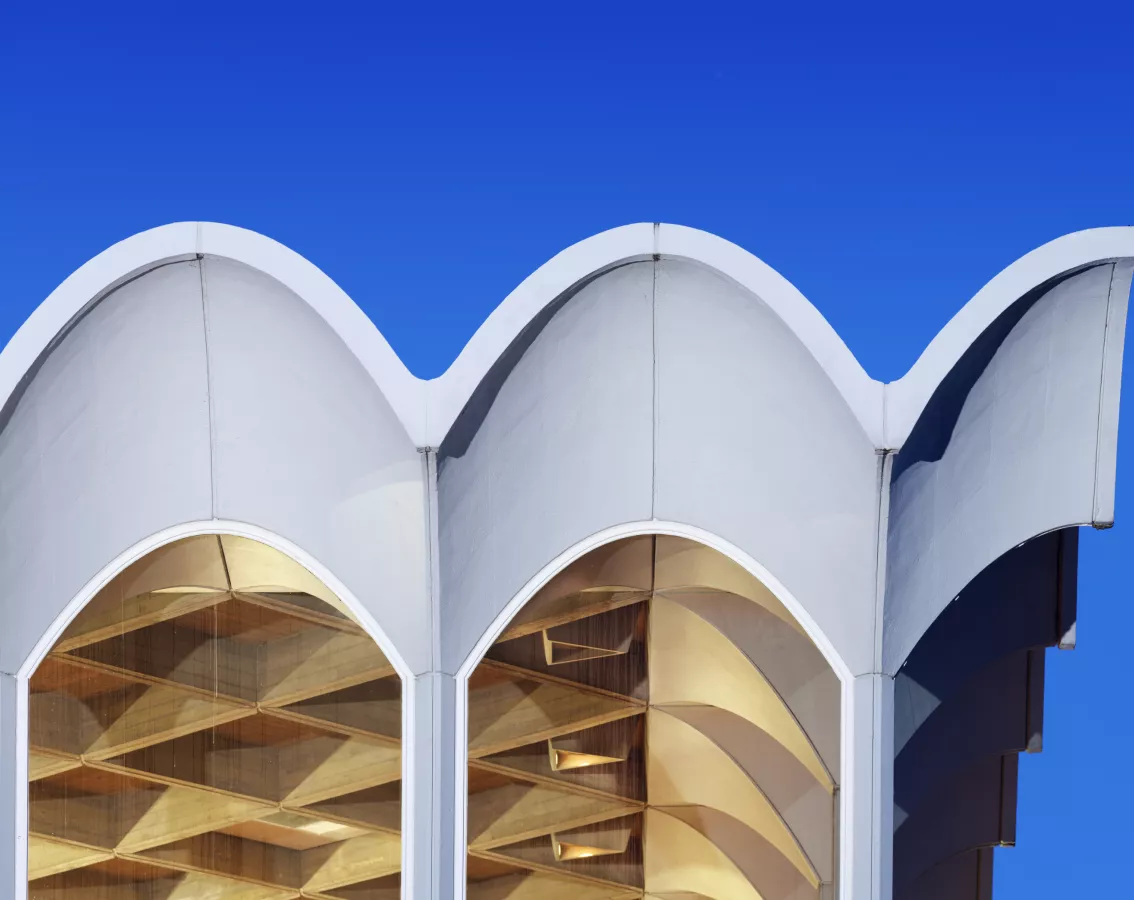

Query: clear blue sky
left=2, top=3, right=1132, bottom=895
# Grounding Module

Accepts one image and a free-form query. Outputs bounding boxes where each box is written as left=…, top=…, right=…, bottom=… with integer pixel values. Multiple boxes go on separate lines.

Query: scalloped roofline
left=3, top=221, right=1132, bottom=450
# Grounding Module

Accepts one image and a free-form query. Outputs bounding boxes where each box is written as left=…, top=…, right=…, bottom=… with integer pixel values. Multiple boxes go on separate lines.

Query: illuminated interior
left=465, top=535, right=841, bottom=900
left=27, top=535, right=402, bottom=900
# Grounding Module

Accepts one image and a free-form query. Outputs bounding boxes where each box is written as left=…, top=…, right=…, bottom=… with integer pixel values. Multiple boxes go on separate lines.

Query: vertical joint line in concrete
left=415, top=448, right=443, bottom=900
left=872, top=450, right=894, bottom=672
left=421, top=448, right=442, bottom=672
left=650, top=223, right=660, bottom=519
left=1092, top=260, right=1132, bottom=524
left=197, top=254, right=218, bottom=519
left=1093, top=262, right=1119, bottom=519
left=429, top=672, right=443, bottom=900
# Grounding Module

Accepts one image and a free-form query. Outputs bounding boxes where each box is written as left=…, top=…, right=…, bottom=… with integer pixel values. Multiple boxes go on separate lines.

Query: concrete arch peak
left=0, top=222, right=426, bottom=442
left=1, top=221, right=877, bottom=446
left=432, top=222, right=884, bottom=445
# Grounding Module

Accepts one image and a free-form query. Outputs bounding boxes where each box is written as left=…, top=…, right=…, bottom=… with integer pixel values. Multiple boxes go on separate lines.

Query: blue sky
left=2, top=3, right=1132, bottom=895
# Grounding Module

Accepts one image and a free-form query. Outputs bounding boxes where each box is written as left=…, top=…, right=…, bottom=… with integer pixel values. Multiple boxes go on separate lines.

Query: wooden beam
left=42, top=650, right=400, bottom=782
left=499, top=591, right=648, bottom=643
left=53, top=607, right=393, bottom=715
left=30, top=815, right=400, bottom=897
left=304, top=879, right=399, bottom=900
left=58, top=643, right=398, bottom=749
left=30, top=772, right=274, bottom=855
left=30, top=686, right=121, bottom=757
left=27, top=835, right=113, bottom=880
left=236, top=591, right=365, bottom=636
left=471, top=847, right=639, bottom=896
left=33, top=653, right=257, bottom=760
left=100, top=734, right=279, bottom=804
left=260, top=676, right=401, bottom=744
left=469, top=758, right=634, bottom=805
left=54, top=591, right=231, bottom=653
left=468, top=780, right=639, bottom=851
left=34, top=752, right=400, bottom=852
left=30, top=789, right=116, bottom=850
left=469, top=664, right=643, bottom=759
left=156, top=872, right=299, bottom=900
left=281, top=735, right=402, bottom=807
left=467, top=869, right=640, bottom=900
left=299, top=783, right=402, bottom=835
left=476, top=659, right=640, bottom=701
left=84, top=682, right=256, bottom=760
left=93, top=716, right=401, bottom=811
left=29, top=748, right=82, bottom=782
left=34, top=753, right=402, bottom=854
left=218, top=810, right=371, bottom=851
left=115, top=783, right=275, bottom=853
left=132, top=831, right=300, bottom=889
left=35, top=648, right=403, bottom=819
left=301, top=832, right=401, bottom=893
left=67, top=624, right=258, bottom=702
left=29, top=866, right=300, bottom=900
left=259, top=630, right=395, bottom=707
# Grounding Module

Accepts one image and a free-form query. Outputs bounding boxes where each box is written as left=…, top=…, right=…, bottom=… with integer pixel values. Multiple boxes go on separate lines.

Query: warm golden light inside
left=27, top=534, right=402, bottom=900
left=466, top=535, right=840, bottom=900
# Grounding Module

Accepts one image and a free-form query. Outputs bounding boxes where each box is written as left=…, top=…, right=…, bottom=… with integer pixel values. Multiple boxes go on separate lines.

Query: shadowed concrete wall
left=885, top=262, right=1133, bottom=674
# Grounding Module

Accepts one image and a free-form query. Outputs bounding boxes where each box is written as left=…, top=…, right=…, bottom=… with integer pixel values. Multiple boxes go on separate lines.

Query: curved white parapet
left=886, top=226, right=1134, bottom=448
left=0, top=222, right=426, bottom=444
left=7, top=221, right=1133, bottom=455
left=883, top=260, right=1134, bottom=672
left=431, top=222, right=884, bottom=446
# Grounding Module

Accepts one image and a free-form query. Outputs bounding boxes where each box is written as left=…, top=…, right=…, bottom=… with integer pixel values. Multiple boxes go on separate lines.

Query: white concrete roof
left=5, top=221, right=1133, bottom=450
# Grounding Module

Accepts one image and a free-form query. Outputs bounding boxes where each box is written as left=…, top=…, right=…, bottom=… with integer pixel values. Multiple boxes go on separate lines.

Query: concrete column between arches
left=0, top=672, right=22, bottom=897
left=409, top=671, right=458, bottom=900
left=850, top=672, right=894, bottom=900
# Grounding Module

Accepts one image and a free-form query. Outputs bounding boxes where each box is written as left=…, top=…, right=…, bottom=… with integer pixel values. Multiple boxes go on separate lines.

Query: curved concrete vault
left=0, top=221, right=1131, bottom=900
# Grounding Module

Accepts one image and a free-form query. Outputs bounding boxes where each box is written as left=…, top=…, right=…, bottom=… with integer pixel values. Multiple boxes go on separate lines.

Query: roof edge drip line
left=5, top=222, right=1134, bottom=452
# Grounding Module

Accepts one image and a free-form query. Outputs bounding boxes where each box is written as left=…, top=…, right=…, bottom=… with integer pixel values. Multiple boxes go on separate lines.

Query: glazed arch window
left=27, top=535, right=402, bottom=899
left=465, top=535, right=842, bottom=900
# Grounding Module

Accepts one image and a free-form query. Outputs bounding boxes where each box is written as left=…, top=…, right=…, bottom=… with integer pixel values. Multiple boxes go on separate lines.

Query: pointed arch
left=455, top=520, right=853, bottom=900
left=12, top=520, right=415, bottom=900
